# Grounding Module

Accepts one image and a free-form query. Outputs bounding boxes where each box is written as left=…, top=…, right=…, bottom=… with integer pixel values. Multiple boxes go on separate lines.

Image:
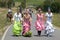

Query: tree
left=43, top=0, right=60, bottom=13
left=0, top=0, right=15, bottom=8
left=21, top=0, right=26, bottom=9
left=43, top=0, right=53, bottom=11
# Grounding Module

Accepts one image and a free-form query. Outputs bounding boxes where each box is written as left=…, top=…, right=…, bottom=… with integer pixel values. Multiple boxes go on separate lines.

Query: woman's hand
left=29, top=17, right=32, bottom=22
left=20, top=21, right=22, bottom=24
left=11, top=18, right=14, bottom=24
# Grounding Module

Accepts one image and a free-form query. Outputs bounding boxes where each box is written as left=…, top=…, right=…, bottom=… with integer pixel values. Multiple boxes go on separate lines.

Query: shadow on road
left=34, top=35, right=53, bottom=37
left=11, top=35, right=22, bottom=37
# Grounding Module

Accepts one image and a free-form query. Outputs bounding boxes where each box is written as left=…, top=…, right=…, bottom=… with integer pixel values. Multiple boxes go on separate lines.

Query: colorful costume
left=35, top=14, right=45, bottom=31
left=35, top=14, right=45, bottom=36
left=45, top=13, right=54, bottom=36
left=22, top=16, right=31, bottom=35
left=12, top=13, right=22, bottom=35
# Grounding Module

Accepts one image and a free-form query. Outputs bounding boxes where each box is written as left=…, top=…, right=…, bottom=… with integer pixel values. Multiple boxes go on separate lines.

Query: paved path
left=1, top=13, right=60, bottom=40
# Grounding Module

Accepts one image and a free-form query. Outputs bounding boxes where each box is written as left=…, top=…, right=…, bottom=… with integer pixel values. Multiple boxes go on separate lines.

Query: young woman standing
left=45, top=8, right=54, bottom=37
left=22, top=10, right=32, bottom=36
left=35, top=8, right=45, bottom=36
left=12, top=10, right=22, bottom=36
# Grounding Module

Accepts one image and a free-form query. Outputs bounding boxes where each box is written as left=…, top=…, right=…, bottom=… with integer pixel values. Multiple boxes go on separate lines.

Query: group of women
left=12, top=7, right=55, bottom=37
left=35, top=8, right=54, bottom=36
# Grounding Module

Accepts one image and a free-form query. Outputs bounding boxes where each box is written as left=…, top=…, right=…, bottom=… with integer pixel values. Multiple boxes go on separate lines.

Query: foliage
left=36, top=0, right=60, bottom=13
left=21, top=0, right=26, bottom=9
left=0, top=0, right=15, bottom=8
left=51, top=2, right=60, bottom=13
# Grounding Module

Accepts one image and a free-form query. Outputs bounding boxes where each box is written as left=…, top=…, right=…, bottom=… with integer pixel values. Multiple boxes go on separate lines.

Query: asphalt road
left=1, top=13, right=60, bottom=40
left=0, top=36, right=1, bottom=40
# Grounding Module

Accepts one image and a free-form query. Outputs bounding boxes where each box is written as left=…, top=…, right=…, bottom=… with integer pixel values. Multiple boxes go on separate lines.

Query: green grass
left=53, top=13, right=60, bottom=27
left=0, top=8, right=11, bottom=35
left=0, top=11, right=8, bottom=28
left=0, top=7, right=17, bottom=36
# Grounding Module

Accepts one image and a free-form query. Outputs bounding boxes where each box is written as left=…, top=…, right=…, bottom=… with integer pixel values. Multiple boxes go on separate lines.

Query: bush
left=0, top=0, right=15, bottom=8
left=0, top=0, right=6, bottom=7
left=35, top=5, right=43, bottom=10
left=51, top=2, right=60, bottom=13
left=21, top=0, right=26, bottom=9
left=43, top=0, right=53, bottom=12
left=35, top=0, right=52, bottom=12
left=36, top=0, right=60, bottom=13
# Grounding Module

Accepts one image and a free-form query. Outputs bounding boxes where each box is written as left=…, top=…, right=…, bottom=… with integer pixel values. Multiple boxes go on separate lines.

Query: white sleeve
left=50, top=13, right=53, bottom=16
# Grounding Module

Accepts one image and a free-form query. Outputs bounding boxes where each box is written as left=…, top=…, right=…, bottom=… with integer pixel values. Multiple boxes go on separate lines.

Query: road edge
left=1, top=24, right=12, bottom=40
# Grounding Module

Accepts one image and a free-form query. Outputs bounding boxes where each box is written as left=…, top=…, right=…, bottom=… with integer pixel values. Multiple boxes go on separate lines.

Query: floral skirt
left=45, top=21, right=54, bottom=34
left=22, top=22, right=31, bottom=35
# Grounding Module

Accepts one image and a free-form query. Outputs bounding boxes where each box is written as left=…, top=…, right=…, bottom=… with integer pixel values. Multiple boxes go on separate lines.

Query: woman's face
left=48, top=9, right=51, bottom=14
left=24, top=11, right=28, bottom=15
left=38, top=8, right=42, bottom=14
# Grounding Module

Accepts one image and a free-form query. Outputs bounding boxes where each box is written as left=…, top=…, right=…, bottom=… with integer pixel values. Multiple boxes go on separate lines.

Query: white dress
left=13, top=12, right=22, bottom=21
left=12, top=13, right=22, bottom=35
left=45, top=12, right=54, bottom=35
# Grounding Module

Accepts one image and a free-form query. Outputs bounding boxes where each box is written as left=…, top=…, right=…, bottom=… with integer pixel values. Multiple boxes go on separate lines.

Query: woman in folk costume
left=22, top=10, right=32, bottom=36
left=35, top=8, right=45, bottom=36
left=12, top=10, right=22, bottom=36
left=24, top=8, right=33, bottom=18
left=45, top=8, right=54, bottom=37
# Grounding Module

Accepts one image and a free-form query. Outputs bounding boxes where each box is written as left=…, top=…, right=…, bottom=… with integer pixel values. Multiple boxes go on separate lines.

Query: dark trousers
left=37, top=31, right=41, bottom=36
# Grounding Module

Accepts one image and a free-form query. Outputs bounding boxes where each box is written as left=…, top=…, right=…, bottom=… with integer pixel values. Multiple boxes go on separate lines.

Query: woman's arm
left=29, top=17, right=32, bottom=22
left=29, top=14, right=32, bottom=23
left=43, top=13, right=47, bottom=23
